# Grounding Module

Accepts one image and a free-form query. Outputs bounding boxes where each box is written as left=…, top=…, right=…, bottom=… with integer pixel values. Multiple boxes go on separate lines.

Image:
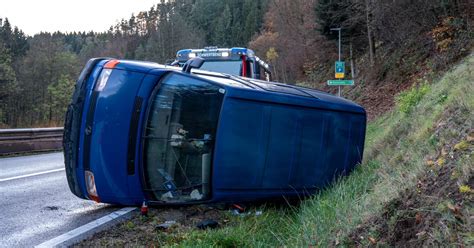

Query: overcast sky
left=0, top=0, right=160, bottom=35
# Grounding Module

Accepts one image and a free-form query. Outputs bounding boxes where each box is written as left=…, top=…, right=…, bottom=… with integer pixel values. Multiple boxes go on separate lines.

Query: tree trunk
left=366, top=0, right=375, bottom=66
left=350, top=38, right=356, bottom=78
left=49, top=95, right=53, bottom=124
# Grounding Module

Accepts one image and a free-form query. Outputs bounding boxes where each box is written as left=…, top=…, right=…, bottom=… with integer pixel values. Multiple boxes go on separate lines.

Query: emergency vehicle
left=172, top=47, right=272, bottom=81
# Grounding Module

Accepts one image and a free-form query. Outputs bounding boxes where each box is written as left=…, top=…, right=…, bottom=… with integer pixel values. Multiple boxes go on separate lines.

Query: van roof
left=109, top=59, right=365, bottom=114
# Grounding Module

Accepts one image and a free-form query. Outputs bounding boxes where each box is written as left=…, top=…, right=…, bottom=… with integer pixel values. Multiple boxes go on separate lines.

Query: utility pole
left=331, top=28, right=341, bottom=61
left=330, top=28, right=342, bottom=96
left=327, top=28, right=354, bottom=94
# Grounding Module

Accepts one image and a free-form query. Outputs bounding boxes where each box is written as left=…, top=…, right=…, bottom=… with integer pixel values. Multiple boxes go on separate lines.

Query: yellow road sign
left=335, top=72, right=345, bottom=79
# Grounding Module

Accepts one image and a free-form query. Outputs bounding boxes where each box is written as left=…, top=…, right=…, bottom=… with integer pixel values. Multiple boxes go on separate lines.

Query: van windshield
left=142, top=73, right=224, bottom=202
left=199, top=60, right=242, bottom=75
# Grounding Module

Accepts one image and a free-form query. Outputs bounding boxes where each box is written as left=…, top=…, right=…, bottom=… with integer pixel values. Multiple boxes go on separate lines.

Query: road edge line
left=0, top=168, right=65, bottom=182
left=35, top=207, right=137, bottom=248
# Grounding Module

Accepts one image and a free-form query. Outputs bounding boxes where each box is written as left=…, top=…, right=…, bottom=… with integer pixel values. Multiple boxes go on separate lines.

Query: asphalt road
left=0, top=152, right=119, bottom=248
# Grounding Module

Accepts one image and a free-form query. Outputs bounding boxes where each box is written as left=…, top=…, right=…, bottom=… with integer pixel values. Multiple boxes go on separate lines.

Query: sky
left=0, top=0, right=160, bottom=35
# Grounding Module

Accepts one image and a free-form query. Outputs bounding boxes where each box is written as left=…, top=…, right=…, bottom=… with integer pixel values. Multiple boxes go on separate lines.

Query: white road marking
left=0, top=168, right=65, bottom=182
left=35, top=207, right=137, bottom=248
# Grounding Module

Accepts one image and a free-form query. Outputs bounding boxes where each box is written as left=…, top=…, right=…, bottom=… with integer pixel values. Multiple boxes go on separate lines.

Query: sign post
left=329, top=27, right=354, bottom=97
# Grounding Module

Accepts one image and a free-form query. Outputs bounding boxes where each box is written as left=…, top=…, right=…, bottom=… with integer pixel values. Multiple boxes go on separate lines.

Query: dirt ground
left=77, top=204, right=231, bottom=247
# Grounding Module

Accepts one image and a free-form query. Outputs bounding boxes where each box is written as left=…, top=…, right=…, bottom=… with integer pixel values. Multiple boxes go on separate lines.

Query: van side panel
left=213, top=97, right=366, bottom=201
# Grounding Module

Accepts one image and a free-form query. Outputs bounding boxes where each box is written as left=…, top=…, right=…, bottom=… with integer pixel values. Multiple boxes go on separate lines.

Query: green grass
left=167, top=53, right=474, bottom=247
left=396, top=82, right=430, bottom=114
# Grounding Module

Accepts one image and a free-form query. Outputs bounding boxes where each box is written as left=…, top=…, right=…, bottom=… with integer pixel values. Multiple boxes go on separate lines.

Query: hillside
left=80, top=52, right=473, bottom=247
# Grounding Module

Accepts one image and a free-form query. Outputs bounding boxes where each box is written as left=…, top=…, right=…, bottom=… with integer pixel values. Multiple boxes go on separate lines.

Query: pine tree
left=214, top=4, right=232, bottom=46
left=47, top=74, right=75, bottom=124
left=243, top=0, right=259, bottom=44
left=0, top=42, right=17, bottom=126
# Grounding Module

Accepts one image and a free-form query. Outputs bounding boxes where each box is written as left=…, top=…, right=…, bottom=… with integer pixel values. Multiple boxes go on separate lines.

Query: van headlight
left=96, top=69, right=112, bottom=92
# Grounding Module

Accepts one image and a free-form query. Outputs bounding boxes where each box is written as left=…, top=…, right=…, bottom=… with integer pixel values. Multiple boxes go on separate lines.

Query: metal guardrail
left=0, top=127, right=64, bottom=155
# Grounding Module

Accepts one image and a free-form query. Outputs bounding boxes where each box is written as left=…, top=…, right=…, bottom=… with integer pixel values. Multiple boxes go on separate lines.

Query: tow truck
left=171, top=47, right=272, bottom=81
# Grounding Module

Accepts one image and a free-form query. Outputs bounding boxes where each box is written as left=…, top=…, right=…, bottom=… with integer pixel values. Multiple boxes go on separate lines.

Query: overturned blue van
left=63, top=58, right=366, bottom=206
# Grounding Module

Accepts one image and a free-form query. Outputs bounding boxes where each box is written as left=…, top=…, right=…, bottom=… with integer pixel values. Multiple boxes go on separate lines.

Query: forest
left=0, top=0, right=472, bottom=128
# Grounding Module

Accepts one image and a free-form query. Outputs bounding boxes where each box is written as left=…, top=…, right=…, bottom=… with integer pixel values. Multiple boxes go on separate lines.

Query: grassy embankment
left=84, top=53, right=473, bottom=247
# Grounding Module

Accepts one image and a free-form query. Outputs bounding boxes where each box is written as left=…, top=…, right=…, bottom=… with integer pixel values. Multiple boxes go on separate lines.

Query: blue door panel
left=346, top=116, right=366, bottom=169
left=213, top=98, right=269, bottom=189
left=323, top=113, right=352, bottom=183
left=260, top=106, right=299, bottom=188
left=288, top=113, right=327, bottom=188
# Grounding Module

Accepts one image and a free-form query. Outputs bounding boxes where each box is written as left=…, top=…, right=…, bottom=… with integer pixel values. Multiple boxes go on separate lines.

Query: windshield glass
left=199, top=60, right=242, bottom=75
left=143, top=73, right=224, bottom=203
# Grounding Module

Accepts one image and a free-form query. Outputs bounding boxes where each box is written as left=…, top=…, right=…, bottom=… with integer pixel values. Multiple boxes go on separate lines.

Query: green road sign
left=335, top=61, right=345, bottom=73
left=335, top=61, right=345, bottom=79
left=327, top=80, right=354, bottom=86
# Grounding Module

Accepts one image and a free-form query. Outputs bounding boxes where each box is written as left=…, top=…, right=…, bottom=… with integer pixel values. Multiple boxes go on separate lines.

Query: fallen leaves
left=459, top=185, right=472, bottom=194
left=441, top=148, right=448, bottom=156
left=454, top=141, right=470, bottom=151
left=426, top=156, right=447, bottom=167
left=466, top=131, right=474, bottom=142
left=368, top=236, right=377, bottom=245
left=426, top=160, right=435, bottom=167
left=447, top=203, right=462, bottom=217
left=436, top=157, right=446, bottom=166
left=415, top=212, right=423, bottom=224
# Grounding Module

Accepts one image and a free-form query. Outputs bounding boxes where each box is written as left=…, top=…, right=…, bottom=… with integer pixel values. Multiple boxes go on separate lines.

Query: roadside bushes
left=396, top=83, right=430, bottom=114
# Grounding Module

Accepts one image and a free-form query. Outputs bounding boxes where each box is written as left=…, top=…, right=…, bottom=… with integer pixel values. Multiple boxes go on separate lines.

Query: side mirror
left=169, top=61, right=180, bottom=66
left=164, top=59, right=175, bottom=65
left=182, top=57, right=204, bottom=73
